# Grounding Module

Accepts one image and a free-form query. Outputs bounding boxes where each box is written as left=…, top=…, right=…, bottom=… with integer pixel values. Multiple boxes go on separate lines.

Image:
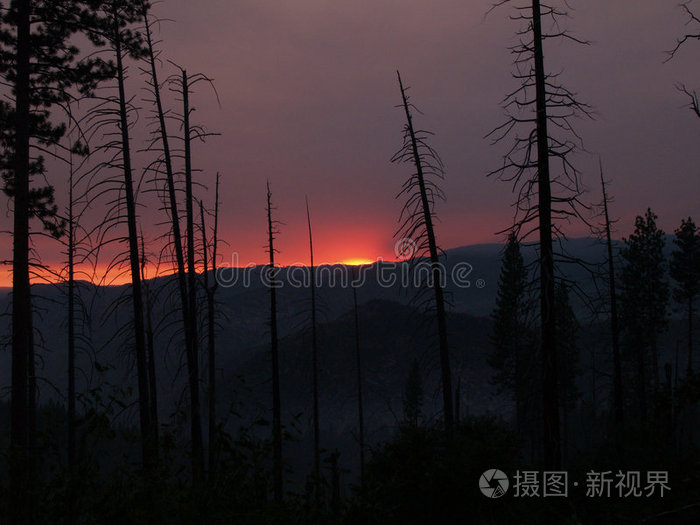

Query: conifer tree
left=0, top=1, right=114, bottom=518
left=619, top=209, right=669, bottom=421
left=670, top=217, right=700, bottom=374
left=488, top=234, right=534, bottom=438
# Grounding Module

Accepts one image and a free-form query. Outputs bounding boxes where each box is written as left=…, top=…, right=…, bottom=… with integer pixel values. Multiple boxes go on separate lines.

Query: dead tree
left=139, top=2, right=198, bottom=477
left=392, top=71, right=453, bottom=436
left=600, top=162, right=623, bottom=427
left=174, top=65, right=204, bottom=482
left=61, top=126, right=103, bottom=525
left=78, top=0, right=156, bottom=469
left=110, top=3, right=154, bottom=469
left=667, top=2, right=700, bottom=118
left=200, top=174, right=220, bottom=479
left=181, top=67, right=204, bottom=480
left=352, top=268, right=365, bottom=487
left=487, top=0, right=592, bottom=469
left=67, top=165, right=77, bottom=471
left=65, top=147, right=81, bottom=525
left=140, top=230, right=159, bottom=452
left=64, top=138, right=98, bottom=464
left=266, top=181, right=283, bottom=503
left=306, top=197, right=321, bottom=501
left=166, top=63, right=219, bottom=482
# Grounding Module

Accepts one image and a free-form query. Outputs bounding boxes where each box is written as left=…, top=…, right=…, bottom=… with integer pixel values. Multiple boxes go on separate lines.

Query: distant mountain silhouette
left=0, top=236, right=682, bottom=436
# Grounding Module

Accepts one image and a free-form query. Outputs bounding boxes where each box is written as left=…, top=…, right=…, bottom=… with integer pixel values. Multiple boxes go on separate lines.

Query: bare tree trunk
left=67, top=164, right=77, bottom=525
left=353, top=274, right=365, bottom=488
left=10, top=1, right=32, bottom=520
left=200, top=174, right=220, bottom=479
left=397, top=71, right=454, bottom=436
left=600, top=165, right=623, bottom=427
left=267, top=182, right=283, bottom=503
left=531, top=0, right=561, bottom=470
left=141, top=3, right=195, bottom=475
left=306, top=199, right=321, bottom=502
left=140, top=232, right=159, bottom=454
left=200, top=202, right=214, bottom=478
left=114, top=16, right=154, bottom=469
left=67, top=177, right=76, bottom=466
left=27, top=310, right=36, bottom=479
left=182, top=69, right=204, bottom=482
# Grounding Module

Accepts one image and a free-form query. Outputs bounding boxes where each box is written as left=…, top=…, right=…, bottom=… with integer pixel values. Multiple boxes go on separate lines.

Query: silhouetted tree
left=67, top=163, right=77, bottom=474
left=266, top=181, right=283, bottom=502
left=62, top=139, right=96, bottom=408
left=65, top=148, right=81, bottom=525
left=600, top=164, right=623, bottom=426
left=57, top=132, right=101, bottom=525
left=180, top=67, right=204, bottom=480
left=201, top=174, right=220, bottom=479
left=488, top=234, right=536, bottom=440
left=105, top=0, right=155, bottom=469
left=487, top=0, right=592, bottom=469
left=306, top=197, right=321, bottom=501
left=140, top=3, right=202, bottom=479
left=81, top=0, right=164, bottom=469
left=670, top=217, right=700, bottom=374
left=619, top=209, right=669, bottom=421
left=140, top=229, right=158, bottom=453
left=667, top=2, right=700, bottom=118
left=352, top=268, right=365, bottom=487
left=0, top=1, right=114, bottom=517
left=392, top=70, right=453, bottom=436
left=167, top=63, right=219, bottom=482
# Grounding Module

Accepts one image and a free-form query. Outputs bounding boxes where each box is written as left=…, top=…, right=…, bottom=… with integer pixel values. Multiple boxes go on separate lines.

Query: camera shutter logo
left=479, top=469, right=509, bottom=498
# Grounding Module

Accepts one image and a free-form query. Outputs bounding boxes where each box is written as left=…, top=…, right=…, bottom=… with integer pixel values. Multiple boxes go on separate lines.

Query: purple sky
left=3, top=0, right=700, bottom=284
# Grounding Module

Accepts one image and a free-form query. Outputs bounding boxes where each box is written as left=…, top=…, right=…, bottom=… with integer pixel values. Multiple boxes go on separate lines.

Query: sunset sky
left=1, top=0, right=699, bottom=286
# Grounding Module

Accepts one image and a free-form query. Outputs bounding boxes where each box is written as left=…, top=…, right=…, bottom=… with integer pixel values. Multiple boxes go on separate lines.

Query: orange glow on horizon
left=0, top=261, right=181, bottom=289
left=337, top=258, right=375, bottom=266
left=0, top=255, right=388, bottom=288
